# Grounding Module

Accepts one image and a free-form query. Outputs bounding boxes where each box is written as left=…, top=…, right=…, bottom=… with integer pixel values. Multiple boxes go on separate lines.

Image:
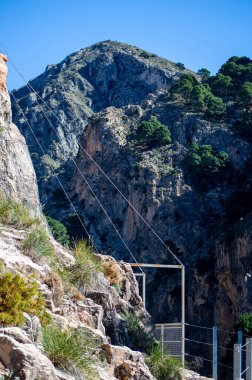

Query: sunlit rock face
left=0, top=54, right=40, bottom=213
left=0, top=54, right=7, bottom=92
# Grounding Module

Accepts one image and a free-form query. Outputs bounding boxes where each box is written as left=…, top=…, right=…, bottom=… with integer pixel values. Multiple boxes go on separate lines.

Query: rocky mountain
left=0, top=50, right=213, bottom=380
left=11, top=41, right=252, bottom=377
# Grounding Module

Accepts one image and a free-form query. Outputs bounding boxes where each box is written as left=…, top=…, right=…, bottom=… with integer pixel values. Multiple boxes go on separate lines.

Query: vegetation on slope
left=236, top=313, right=252, bottom=335
left=43, top=324, right=99, bottom=379
left=0, top=193, right=40, bottom=228
left=187, top=143, right=229, bottom=191
left=135, top=118, right=172, bottom=148
left=23, top=228, right=55, bottom=259
left=0, top=268, right=48, bottom=326
left=123, top=311, right=155, bottom=352
left=46, top=216, right=70, bottom=247
left=145, top=345, right=182, bottom=380
left=171, top=55, right=252, bottom=135
left=60, top=240, right=104, bottom=290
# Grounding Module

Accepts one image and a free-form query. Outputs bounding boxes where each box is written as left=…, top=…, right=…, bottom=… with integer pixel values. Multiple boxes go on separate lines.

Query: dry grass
left=0, top=193, right=40, bottom=228
left=102, top=259, right=123, bottom=287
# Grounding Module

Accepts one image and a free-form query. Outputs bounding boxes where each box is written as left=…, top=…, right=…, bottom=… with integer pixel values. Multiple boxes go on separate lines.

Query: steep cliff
left=0, top=54, right=40, bottom=213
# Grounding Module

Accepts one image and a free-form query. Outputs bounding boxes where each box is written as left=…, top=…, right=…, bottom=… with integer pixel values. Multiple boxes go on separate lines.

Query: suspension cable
left=10, top=84, right=143, bottom=271
left=10, top=88, right=99, bottom=254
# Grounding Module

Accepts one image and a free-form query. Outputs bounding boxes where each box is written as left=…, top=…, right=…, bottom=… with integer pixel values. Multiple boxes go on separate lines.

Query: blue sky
left=1, top=0, right=252, bottom=89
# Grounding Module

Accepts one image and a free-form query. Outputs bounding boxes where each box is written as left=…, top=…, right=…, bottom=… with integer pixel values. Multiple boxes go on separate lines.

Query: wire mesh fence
left=154, top=323, right=182, bottom=357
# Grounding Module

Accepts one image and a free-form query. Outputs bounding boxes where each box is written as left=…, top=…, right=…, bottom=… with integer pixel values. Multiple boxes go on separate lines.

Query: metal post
left=238, top=331, right=243, bottom=345
left=212, top=326, right=218, bottom=380
left=181, top=265, right=185, bottom=366
left=246, top=338, right=252, bottom=380
left=234, top=343, right=242, bottom=380
left=238, top=331, right=243, bottom=374
left=142, top=273, right=146, bottom=309
left=161, top=324, right=164, bottom=355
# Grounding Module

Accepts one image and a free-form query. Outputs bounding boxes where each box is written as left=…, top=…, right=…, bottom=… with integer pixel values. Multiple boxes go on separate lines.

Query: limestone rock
left=0, top=88, right=40, bottom=213
left=182, top=369, right=213, bottom=380
left=0, top=330, right=57, bottom=379
left=0, top=54, right=7, bottom=92
left=101, top=344, right=156, bottom=380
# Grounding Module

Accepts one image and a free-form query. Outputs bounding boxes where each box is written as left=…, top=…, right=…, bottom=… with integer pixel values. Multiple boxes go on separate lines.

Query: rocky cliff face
left=0, top=52, right=157, bottom=380
left=11, top=41, right=252, bottom=376
left=0, top=55, right=40, bottom=213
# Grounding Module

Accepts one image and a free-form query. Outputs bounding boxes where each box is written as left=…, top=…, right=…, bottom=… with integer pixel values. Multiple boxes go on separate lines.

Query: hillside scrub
left=123, top=311, right=155, bottom=352
left=0, top=193, right=40, bottom=228
left=22, top=228, right=55, bottom=259
left=60, top=240, right=104, bottom=290
left=145, top=345, right=182, bottom=380
left=188, top=143, right=229, bottom=190
left=43, top=324, right=99, bottom=378
left=170, top=75, right=226, bottom=120
left=236, top=313, right=252, bottom=335
left=0, top=269, right=48, bottom=326
left=46, top=216, right=70, bottom=247
left=136, top=118, right=172, bottom=148
left=188, top=144, right=229, bottom=174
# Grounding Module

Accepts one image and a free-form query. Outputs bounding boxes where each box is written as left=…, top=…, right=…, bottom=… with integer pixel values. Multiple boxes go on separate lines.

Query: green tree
left=46, top=216, right=70, bottom=247
left=190, top=84, right=210, bottom=111
left=234, top=109, right=252, bottom=138
left=219, top=56, right=252, bottom=84
left=176, top=62, right=185, bottom=70
left=197, top=68, right=211, bottom=81
left=205, top=94, right=226, bottom=120
left=188, top=143, right=229, bottom=190
left=238, top=82, right=252, bottom=105
left=208, top=73, right=233, bottom=97
left=136, top=118, right=172, bottom=148
left=170, top=74, right=197, bottom=100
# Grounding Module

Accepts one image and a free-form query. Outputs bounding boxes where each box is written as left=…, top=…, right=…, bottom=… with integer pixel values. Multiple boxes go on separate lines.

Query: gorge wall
left=11, top=41, right=252, bottom=376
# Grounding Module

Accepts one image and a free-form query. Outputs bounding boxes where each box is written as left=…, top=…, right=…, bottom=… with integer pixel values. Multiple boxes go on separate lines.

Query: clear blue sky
left=1, top=0, right=252, bottom=90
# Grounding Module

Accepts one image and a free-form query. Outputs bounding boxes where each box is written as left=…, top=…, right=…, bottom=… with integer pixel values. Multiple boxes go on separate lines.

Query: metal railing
left=155, top=323, right=183, bottom=358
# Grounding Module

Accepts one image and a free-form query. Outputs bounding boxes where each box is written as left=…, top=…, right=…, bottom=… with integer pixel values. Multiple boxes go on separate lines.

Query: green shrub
left=236, top=313, right=252, bottom=335
left=170, top=74, right=197, bottom=100
left=123, top=311, right=155, bottom=352
left=208, top=73, right=233, bottom=97
left=197, top=68, right=211, bottom=81
left=238, top=82, right=252, bottom=105
left=136, top=118, right=172, bottom=148
left=188, top=143, right=229, bottom=190
left=188, top=143, right=229, bottom=175
left=0, top=271, right=48, bottom=326
left=139, top=50, right=151, bottom=59
left=176, top=62, right=185, bottom=70
left=145, top=345, right=182, bottom=380
left=204, top=93, right=226, bottom=120
left=42, top=324, right=98, bottom=378
left=234, top=109, right=252, bottom=138
left=219, top=56, right=252, bottom=85
left=171, top=75, right=226, bottom=120
left=61, top=241, right=103, bottom=290
left=22, top=228, right=55, bottom=259
left=0, top=193, right=40, bottom=228
left=46, top=216, right=70, bottom=247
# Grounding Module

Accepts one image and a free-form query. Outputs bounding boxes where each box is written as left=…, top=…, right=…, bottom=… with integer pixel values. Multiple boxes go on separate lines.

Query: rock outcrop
left=0, top=54, right=7, bottom=91
left=0, top=55, right=40, bottom=213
